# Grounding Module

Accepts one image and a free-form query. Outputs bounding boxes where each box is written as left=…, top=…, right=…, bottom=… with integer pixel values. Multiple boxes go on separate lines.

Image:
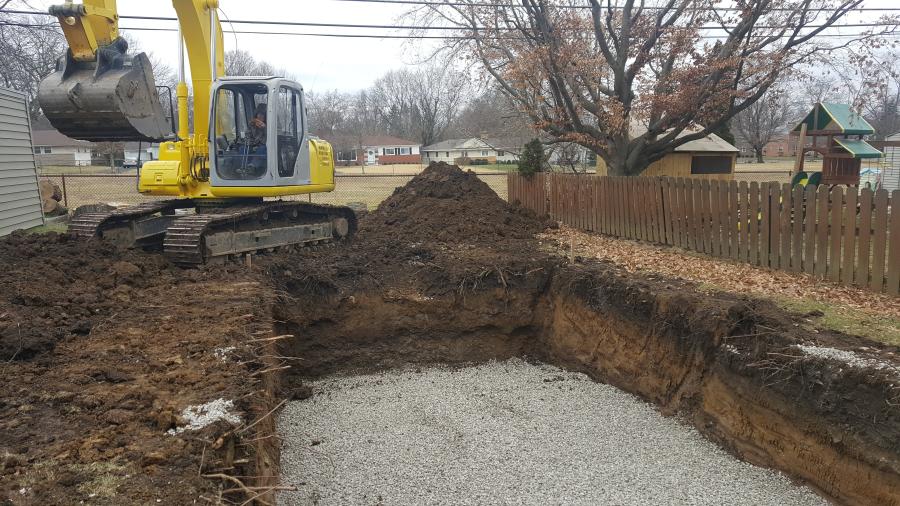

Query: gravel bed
left=278, top=359, right=827, bottom=505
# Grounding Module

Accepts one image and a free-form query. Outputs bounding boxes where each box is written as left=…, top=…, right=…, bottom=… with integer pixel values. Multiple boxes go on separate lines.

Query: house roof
left=360, top=135, right=418, bottom=147
left=422, top=137, right=525, bottom=152
left=31, top=129, right=91, bottom=147
left=834, top=138, right=883, bottom=159
left=792, top=103, right=875, bottom=135
left=325, top=134, right=419, bottom=149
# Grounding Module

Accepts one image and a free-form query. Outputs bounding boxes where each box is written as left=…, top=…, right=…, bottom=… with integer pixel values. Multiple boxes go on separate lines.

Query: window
left=497, top=151, right=505, bottom=156
left=383, top=147, right=396, bottom=155
left=399, top=147, right=411, bottom=155
left=33, top=147, right=41, bottom=154
left=690, top=155, right=732, bottom=175
left=445, top=152, right=450, bottom=157
left=33, top=146, right=51, bottom=154
left=276, top=86, right=302, bottom=178
left=337, top=150, right=357, bottom=162
left=462, top=151, right=469, bottom=157
left=482, top=150, right=489, bottom=156
left=214, top=84, right=268, bottom=180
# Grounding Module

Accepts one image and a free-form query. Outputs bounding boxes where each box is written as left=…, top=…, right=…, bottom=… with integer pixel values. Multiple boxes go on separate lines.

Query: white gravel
left=278, top=359, right=827, bottom=505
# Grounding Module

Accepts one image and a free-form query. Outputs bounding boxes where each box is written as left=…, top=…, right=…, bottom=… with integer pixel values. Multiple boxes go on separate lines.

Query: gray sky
left=18, top=0, right=900, bottom=92
left=23, top=0, right=435, bottom=91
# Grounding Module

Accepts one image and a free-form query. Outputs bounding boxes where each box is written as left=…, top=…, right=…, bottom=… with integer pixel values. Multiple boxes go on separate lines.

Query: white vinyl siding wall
left=0, top=88, right=44, bottom=236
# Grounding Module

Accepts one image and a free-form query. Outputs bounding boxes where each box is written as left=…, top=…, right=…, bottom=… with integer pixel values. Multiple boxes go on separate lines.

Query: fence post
left=61, top=174, right=68, bottom=209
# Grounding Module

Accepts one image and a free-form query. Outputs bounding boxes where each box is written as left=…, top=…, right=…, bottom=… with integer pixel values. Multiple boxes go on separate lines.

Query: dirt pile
left=363, top=162, right=546, bottom=245
left=264, top=162, right=554, bottom=295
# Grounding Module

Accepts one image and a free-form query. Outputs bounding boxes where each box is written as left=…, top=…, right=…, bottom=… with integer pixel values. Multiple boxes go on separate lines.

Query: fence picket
left=842, top=188, right=858, bottom=285
left=870, top=190, right=889, bottom=292
left=760, top=182, right=771, bottom=268
left=749, top=182, right=760, bottom=265
left=815, top=186, right=830, bottom=278
left=828, top=187, right=843, bottom=282
left=728, top=181, right=738, bottom=260
left=711, top=180, right=720, bottom=257
left=792, top=185, right=804, bottom=273
left=778, top=184, right=792, bottom=271
left=888, top=190, right=900, bottom=295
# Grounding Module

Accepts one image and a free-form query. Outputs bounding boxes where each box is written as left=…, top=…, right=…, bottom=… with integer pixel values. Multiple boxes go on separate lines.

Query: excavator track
left=163, top=201, right=358, bottom=266
left=69, top=200, right=193, bottom=245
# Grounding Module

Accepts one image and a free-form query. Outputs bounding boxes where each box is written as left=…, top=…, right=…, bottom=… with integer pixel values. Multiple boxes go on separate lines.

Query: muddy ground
left=1, top=162, right=898, bottom=505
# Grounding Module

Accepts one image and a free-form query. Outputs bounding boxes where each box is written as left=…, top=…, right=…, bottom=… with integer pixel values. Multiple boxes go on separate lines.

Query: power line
left=112, top=25, right=900, bottom=40
left=4, top=9, right=898, bottom=32
left=328, top=0, right=900, bottom=12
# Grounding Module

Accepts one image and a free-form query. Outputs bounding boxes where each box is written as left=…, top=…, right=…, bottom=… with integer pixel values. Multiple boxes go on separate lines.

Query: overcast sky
left=16, top=0, right=900, bottom=92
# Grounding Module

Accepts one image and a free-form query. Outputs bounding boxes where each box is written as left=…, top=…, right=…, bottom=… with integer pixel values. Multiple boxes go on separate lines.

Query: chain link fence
left=39, top=171, right=509, bottom=211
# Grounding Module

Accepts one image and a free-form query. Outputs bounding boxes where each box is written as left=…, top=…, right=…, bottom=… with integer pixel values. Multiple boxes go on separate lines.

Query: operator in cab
left=247, top=103, right=267, bottom=171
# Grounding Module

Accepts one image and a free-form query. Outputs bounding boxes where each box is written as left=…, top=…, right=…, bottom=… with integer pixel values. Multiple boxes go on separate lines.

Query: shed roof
left=673, top=132, right=739, bottom=153
left=834, top=138, right=883, bottom=159
left=792, top=103, right=875, bottom=135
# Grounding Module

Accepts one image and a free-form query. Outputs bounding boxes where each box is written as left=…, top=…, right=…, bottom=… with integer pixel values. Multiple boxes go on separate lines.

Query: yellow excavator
left=38, top=0, right=355, bottom=265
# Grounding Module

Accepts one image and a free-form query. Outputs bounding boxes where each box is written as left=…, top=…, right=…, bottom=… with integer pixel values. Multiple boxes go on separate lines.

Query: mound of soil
left=364, top=162, right=546, bottom=245
left=264, top=162, right=555, bottom=295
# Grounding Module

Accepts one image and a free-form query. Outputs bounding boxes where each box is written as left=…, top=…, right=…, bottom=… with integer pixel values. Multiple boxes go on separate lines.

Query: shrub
left=518, top=139, right=545, bottom=177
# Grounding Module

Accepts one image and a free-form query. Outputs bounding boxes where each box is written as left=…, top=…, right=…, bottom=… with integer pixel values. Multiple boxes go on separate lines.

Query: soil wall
left=274, top=263, right=900, bottom=506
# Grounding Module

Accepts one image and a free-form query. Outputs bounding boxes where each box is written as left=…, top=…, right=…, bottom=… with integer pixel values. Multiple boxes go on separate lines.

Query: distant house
left=330, top=135, right=421, bottom=166
left=597, top=129, right=740, bottom=178
left=123, top=142, right=160, bottom=168
left=30, top=129, right=93, bottom=167
left=421, top=137, right=521, bottom=165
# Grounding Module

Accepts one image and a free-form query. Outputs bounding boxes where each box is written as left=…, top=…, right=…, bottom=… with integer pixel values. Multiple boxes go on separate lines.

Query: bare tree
left=0, top=12, right=66, bottom=121
left=372, top=64, right=468, bottom=146
left=448, top=87, right=534, bottom=141
left=409, top=0, right=898, bottom=175
left=225, top=49, right=278, bottom=77
left=862, top=50, right=900, bottom=139
left=734, top=88, right=796, bottom=163
left=307, top=90, right=351, bottom=139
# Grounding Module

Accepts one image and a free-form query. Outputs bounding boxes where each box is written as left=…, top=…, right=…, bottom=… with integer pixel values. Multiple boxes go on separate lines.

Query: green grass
left=25, top=222, right=69, bottom=234
left=463, top=163, right=519, bottom=173
left=774, top=296, right=900, bottom=346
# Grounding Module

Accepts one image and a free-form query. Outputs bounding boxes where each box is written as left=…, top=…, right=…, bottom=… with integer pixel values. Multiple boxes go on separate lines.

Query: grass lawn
left=25, top=222, right=69, bottom=234
left=774, top=296, right=900, bottom=347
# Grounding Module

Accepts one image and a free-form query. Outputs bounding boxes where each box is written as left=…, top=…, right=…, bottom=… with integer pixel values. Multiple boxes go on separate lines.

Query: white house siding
left=0, top=88, right=44, bottom=236
left=34, top=146, right=92, bottom=167
left=422, top=138, right=519, bottom=164
left=883, top=134, right=900, bottom=192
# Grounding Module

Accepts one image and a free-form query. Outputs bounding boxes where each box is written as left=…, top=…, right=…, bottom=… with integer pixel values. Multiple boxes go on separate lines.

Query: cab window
left=276, top=86, right=303, bottom=178
left=213, top=84, right=269, bottom=180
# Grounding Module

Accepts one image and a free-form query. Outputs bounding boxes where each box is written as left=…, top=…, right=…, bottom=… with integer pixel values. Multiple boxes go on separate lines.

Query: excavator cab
left=209, top=77, right=313, bottom=188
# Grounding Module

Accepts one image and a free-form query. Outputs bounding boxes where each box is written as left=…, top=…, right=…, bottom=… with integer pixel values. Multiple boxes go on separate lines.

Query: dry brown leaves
left=539, top=226, right=900, bottom=320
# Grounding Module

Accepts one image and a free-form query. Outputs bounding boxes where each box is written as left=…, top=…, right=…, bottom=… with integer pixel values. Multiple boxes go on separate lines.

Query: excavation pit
left=277, top=360, right=826, bottom=505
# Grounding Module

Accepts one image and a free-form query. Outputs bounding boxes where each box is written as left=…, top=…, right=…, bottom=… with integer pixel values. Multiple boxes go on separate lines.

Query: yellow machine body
left=42, top=0, right=337, bottom=201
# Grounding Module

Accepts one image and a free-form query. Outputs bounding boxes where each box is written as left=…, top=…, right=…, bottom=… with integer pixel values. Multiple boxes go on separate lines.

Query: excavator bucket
left=38, top=45, right=173, bottom=143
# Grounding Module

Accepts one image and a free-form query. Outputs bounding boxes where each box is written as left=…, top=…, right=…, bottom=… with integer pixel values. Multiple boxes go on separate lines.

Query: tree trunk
left=754, top=147, right=765, bottom=164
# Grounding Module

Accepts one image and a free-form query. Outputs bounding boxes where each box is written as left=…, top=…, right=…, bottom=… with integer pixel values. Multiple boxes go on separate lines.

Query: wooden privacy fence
left=508, top=173, right=900, bottom=296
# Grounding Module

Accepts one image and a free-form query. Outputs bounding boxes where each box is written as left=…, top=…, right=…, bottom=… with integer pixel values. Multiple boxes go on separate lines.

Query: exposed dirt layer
left=1, top=162, right=898, bottom=505
left=0, top=233, right=277, bottom=505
